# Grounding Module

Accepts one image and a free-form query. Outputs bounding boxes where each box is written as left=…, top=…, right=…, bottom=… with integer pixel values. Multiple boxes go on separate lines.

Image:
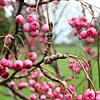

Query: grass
left=0, top=45, right=99, bottom=100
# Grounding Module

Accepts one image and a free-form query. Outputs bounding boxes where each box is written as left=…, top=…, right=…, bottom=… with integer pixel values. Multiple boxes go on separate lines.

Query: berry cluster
left=83, top=47, right=95, bottom=55
left=8, top=70, right=100, bottom=100
left=68, top=16, right=98, bottom=44
left=68, top=59, right=88, bottom=75
left=79, top=27, right=98, bottom=44
left=16, top=14, right=49, bottom=37
left=8, top=70, right=77, bottom=100
left=0, top=52, right=37, bottom=78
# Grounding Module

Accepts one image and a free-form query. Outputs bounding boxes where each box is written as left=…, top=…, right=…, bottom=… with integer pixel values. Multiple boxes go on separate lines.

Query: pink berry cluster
left=8, top=70, right=100, bottom=100
left=18, top=81, right=28, bottom=90
left=79, top=27, right=98, bottom=44
left=68, top=59, right=88, bottom=74
left=16, top=14, right=49, bottom=37
left=76, top=89, right=100, bottom=100
left=83, top=47, right=95, bottom=56
left=0, top=0, right=8, bottom=6
left=8, top=69, right=77, bottom=100
left=28, top=71, right=76, bottom=100
left=29, top=77, right=77, bottom=100
left=0, top=52, right=37, bottom=78
left=68, top=16, right=91, bottom=35
left=68, top=16, right=98, bottom=44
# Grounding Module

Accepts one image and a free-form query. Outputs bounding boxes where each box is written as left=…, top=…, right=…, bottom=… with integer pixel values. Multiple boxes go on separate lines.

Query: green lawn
left=0, top=45, right=99, bottom=100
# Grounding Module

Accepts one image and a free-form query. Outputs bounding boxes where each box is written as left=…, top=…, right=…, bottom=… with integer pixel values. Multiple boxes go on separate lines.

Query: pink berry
left=30, top=21, right=39, bottom=31
left=41, top=24, right=49, bottom=33
left=9, top=81, right=15, bottom=88
left=7, top=60, right=13, bottom=69
left=0, top=0, right=8, bottom=6
left=8, top=54, right=14, bottom=59
left=23, top=23, right=31, bottom=32
left=1, top=58, right=8, bottom=67
left=30, top=30, right=39, bottom=37
left=30, top=94, right=37, bottom=100
left=96, top=95, right=100, bottom=100
left=67, top=76, right=72, bottom=81
left=64, top=93, right=72, bottom=100
left=5, top=35, right=12, bottom=44
left=23, top=82, right=28, bottom=88
left=1, top=68, right=9, bottom=78
left=87, top=27, right=98, bottom=38
left=86, top=37, right=94, bottom=44
left=23, top=59, right=32, bottom=69
left=80, top=31, right=87, bottom=39
left=0, top=65, right=5, bottom=74
left=83, top=89, right=95, bottom=100
left=58, top=94, right=64, bottom=99
left=29, top=52, right=37, bottom=62
left=13, top=60, right=23, bottom=71
left=27, top=15, right=35, bottom=23
left=18, top=82, right=24, bottom=90
left=29, top=79, right=36, bottom=86
left=76, top=95, right=82, bottom=100
left=30, top=87, right=35, bottom=92
left=99, top=20, right=100, bottom=25
left=40, top=95, right=46, bottom=100
left=91, top=31, right=98, bottom=38
left=78, top=35, right=82, bottom=40
left=46, top=91, right=53, bottom=99
left=16, top=15, right=24, bottom=24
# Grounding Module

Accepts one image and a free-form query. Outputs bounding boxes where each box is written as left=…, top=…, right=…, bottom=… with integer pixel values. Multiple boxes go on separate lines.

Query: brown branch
left=23, top=0, right=55, bottom=7
left=5, top=84, right=29, bottom=100
left=39, top=65, right=74, bottom=95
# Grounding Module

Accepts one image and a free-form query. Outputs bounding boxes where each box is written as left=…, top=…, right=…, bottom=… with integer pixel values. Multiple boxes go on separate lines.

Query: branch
left=5, top=84, right=29, bottom=100
left=23, top=0, right=55, bottom=7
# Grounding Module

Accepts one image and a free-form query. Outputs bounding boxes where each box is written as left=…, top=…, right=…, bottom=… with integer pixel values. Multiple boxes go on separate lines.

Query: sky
left=83, top=0, right=100, bottom=7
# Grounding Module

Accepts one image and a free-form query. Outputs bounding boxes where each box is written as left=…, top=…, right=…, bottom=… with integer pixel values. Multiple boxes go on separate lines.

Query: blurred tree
left=0, top=10, right=11, bottom=52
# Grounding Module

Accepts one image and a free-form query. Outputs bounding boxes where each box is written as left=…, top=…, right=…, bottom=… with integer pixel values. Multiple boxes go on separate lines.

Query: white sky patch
left=83, top=0, right=100, bottom=8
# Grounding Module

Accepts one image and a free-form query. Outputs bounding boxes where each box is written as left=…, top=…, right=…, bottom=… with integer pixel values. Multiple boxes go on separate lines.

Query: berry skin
left=40, top=95, right=46, bottom=100
left=9, top=81, right=15, bottom=88
left=80, top=31, right=87, bottom=39
left=0, top=65, right=5, bottom=74
left=13, top=60, right=23, bottom=71
left=29, top=79, right=36, bottom=86
left=29, top=52, right=37, bottom=62
left=30, top=87, right=35, bottom=92
left=7, top=60, right=13, bottom=69
left=0, top=0, right=8, bottom=6
left=1, top=68, right=9, bottom=78
left=23, top=59, right=33, bottom=69
left=86, top=37, right=94, bottom=44
left=41, top=24, right=49, bottom=33
left=30, top=94, right=37, bottom=100
left=96, top=95, right=100, bottom=100
left=30, top=21, right=39, bottom=31
left=23, top=23, right=31, bottom=32
left=83, top=89, right=95, bottom=100
left=76, top=95, right=82, bottom=100
left=67, top=76, right=72, bottom=81
left=99, top=20, right=100, bottom=25
left=1, top=58, right=8, bottom=67
left=27, top=15, right=35, bottom=23
left=30, top=30, right=39, bottom=37
left=87, top=27, right=98, bottom=38
left=78, top=35, right=82, bottom=40
left=16, top=15, right=24, bottom=24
